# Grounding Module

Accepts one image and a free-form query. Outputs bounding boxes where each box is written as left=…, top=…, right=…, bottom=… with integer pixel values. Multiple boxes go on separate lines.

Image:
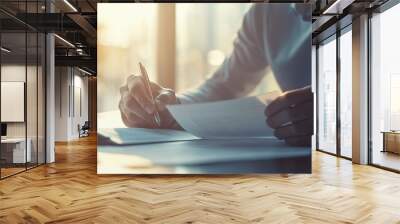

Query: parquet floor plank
left=0, top=135, right=400, bottom=223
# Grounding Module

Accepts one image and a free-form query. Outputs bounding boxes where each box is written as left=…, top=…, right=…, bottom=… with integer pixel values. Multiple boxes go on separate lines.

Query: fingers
left=265, top=86, right=312, bottom=117
left=266, top=100, right=313, bottom=129
left=155, top=89, right=180, bottom=128
left=119, top=76, right=158, bottom=128
left=273, top=118, right=313, bottom=139
left=126, top=75, right=156, bottom=114
left=264, top=87, right=313, bottom=147
left=119, top=100, right=153, bottom=128
left=155, top=89, right=177, bottom=111
left=120, top=87, right=153, bottom=121
left=119, top=75, right=179, bottom=129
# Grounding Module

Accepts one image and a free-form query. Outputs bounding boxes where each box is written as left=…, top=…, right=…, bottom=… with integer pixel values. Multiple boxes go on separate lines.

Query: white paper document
left=98, top=128, right=199, bottom=145
left=167, top=93, right=279, bottom=139
left=98, top=93, right=279, bottom=145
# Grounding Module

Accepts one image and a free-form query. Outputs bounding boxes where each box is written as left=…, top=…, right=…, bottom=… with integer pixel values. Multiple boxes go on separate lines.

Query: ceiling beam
left=67, top=13, right=97, bottom=39
left=55, top=55, right=96, bottom=72
left=322, top=0, right=356, bottom=15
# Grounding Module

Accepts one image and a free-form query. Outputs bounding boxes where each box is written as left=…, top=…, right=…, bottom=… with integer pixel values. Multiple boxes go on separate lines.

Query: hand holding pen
left=119, top=63, right=181, bottom=129
left=139, top=62, right=162, bottom=127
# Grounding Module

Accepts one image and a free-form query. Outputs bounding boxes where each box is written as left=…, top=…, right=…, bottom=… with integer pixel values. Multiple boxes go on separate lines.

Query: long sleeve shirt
left=178, top=3, right=311, bottom=104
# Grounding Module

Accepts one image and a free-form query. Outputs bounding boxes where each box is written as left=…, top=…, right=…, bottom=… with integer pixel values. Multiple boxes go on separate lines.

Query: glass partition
left=27, top=30, right=38, bottom=169
left=339, top=29, right=352, bottom=158
left=317, top=36, right=337, bottom=154
left=370, top=3, right=400, bottom=171
left=0, top=1, right=46, bottom=179
left=1, top=31, right=28, bottom=177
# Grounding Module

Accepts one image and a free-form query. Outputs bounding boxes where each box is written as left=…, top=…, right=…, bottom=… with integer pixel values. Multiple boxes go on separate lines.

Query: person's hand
left=119, top=75, right=180, bottom=129
left=264, top=86, right=313, bottom=146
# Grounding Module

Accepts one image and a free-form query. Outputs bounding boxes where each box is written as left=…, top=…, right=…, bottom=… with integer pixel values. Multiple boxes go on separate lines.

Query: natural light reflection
left=98, top=4, right=156, bottom=48
left=207, top=49, right=225, bottom=66
left=318, top=38, right=337, bottom=154
left=97, top=3, right=157, bottom=113
left=340, top=30, right=352, bottom=158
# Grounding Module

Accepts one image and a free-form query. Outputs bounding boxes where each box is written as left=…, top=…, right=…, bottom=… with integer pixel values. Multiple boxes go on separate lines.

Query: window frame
left=315, top=23, right=353, bottom=161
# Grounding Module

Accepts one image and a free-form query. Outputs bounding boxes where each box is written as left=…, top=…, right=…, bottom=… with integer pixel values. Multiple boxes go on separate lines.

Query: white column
left=45, top=1, right=56, bottom=163
left=46, top=33, right=55, bottom=163
left=352, top=14, right=369, bottom=164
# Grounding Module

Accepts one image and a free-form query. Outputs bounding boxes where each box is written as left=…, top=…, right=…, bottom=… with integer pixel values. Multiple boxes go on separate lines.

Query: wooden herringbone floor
left=1, top=135, right=400, bottom=224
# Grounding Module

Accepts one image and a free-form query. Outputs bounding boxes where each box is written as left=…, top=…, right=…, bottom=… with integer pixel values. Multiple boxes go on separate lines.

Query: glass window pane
left=371, top=3, right=400, bottom=171
left=340, top=29, right=352, bottom=158
left=318, top=37, right=337, bottom=154
left=26, top=0, right=41, bottom=169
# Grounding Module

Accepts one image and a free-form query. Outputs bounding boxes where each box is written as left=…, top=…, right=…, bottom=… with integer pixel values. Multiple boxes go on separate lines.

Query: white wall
left=55, top=67, right=69, bottom=141
left=1, top=82, right=25, bottom=122
left=55, top=67, right=89, bottom=141
left=1, top=65, right=37, bottom=137
left=71, top=73, right=89, bottom=138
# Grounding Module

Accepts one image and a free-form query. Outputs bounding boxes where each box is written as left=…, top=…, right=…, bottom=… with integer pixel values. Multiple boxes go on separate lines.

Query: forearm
left=177, top=64, right=240, bottom=104
left=178, top=84, right=234, bottom=104
left=177, top=63, right=266, bottom=104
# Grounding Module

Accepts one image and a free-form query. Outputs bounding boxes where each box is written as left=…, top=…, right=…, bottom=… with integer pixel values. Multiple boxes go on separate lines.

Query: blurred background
left=97, top=3, right=280, bottom=116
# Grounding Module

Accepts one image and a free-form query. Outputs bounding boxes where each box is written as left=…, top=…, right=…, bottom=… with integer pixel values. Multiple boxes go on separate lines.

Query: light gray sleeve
left=178, top=5, right=269, bottom=104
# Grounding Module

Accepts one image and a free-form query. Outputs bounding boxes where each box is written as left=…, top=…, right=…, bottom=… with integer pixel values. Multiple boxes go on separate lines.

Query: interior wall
left=54, top=66, right=69, bottom=141
left=55, top=67, right=89, bottom=141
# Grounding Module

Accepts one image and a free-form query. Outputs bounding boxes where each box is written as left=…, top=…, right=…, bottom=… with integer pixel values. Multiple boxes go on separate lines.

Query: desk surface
left=98, top=139, right=311, bottom=174
left=381, top=131, right=400, bottom=134
left=1, top=138, right=27, bottom=143
left=96, top=117, right=311, bottom=174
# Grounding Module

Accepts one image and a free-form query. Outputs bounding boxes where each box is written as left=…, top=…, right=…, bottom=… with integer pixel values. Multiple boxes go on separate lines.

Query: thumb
left=155, top=89, right=177, bottom=111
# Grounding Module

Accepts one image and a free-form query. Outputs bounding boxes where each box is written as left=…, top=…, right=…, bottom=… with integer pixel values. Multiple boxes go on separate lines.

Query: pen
left=139, top=62, right=162, bottom=127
